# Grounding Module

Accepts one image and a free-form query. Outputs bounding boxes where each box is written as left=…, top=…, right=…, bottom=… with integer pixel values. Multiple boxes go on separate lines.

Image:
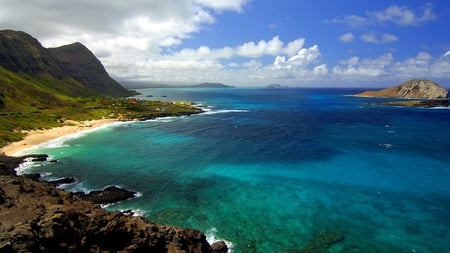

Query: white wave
left=117, top=208, right=146, bottom=217
left=65, top=180, right=90, bottom=193
left=205, top=227, right=234, bottom=253
left=14, top=155, right=55, bottom=175
left=201, top=109, right=249, bottom=115
left=379, top=143, right=393, bottom=149
left=429, top=106, right=450, bottom=110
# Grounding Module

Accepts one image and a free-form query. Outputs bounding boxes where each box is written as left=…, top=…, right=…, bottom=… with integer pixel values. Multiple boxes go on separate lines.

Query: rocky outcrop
left=0, top=155, right=227, bottom=252
left=355, top=79, right=448, bottom=99
left=73, top=186, right=136, bottom=205
left=49, top=42, right=137, bottom=97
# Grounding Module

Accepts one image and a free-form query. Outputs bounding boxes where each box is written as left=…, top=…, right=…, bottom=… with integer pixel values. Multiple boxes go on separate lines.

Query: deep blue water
left=22, top=88, right=450, bottom=252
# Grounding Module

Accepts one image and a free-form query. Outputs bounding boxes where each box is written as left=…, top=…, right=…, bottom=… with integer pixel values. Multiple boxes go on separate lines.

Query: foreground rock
left=0, top=155, right=227, bottom=252
left=354, top=79, right=448, bottom=99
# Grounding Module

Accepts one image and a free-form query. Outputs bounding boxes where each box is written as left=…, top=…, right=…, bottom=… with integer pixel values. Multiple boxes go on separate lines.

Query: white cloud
left=236, top=36, right=284, bottom=58
left=361, top=32, right=398, bottom=44
left=193, top=0, right=250, bottom=12
left=328, top=3, right=436, bottom=27
left=332, top=54, right=393, bottom=76
left=313, top=64, right=328, bottom=75
left=1, top=0, right=448, bottom=87
left=368, top=2, right=436, bottom=26
left=440, top=51, right=450, bottom=60
left=272, top=45, right=321, bottom=69
left=338, top=32, right=355, bottom=43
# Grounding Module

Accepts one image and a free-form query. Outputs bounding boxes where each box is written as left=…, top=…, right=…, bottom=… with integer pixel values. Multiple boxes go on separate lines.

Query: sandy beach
left=0, top=118, right=119, bottom=156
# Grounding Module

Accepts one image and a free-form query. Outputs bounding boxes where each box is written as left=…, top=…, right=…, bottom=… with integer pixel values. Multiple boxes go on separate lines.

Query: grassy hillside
left=0, top=67, right=201, bottom=147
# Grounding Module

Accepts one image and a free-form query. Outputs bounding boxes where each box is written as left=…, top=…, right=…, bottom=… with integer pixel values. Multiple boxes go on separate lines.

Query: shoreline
left=0, top=118, right=120, bottom=156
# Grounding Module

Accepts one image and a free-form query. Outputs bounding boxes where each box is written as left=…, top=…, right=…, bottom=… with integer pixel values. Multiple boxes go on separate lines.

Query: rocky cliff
left=0, top=155, right=227, bottom=253
left=0, top=30, right=135, bottom=97
left=355, top=79, right=448, bottom=99
left=49, top=42, right=135, bottom=97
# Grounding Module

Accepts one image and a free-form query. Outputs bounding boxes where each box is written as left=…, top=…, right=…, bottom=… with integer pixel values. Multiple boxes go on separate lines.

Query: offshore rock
left=355, top=79, right=448, bottom=99
left=0, top=155, right=225, bottom=252
left=211, top=240, right=228, bottom=253
left=73, top=185, right=136, bottom=205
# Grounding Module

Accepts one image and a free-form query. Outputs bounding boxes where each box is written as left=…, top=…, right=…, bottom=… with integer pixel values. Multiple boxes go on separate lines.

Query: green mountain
left=0, top=30, right=201, bottom=147
left=0, top=30, right=136, bottom=97
left=48, top=42, right=136, bottom=97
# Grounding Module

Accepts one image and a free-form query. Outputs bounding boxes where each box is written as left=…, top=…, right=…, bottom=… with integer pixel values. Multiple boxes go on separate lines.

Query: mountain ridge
left=0, top=29, right=136, bottom=97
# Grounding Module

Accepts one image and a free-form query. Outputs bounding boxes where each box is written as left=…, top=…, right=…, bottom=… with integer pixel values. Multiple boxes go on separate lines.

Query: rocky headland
left=0, top=154, right=228, bottom=253
left=353, top=79, right=449, bottom=107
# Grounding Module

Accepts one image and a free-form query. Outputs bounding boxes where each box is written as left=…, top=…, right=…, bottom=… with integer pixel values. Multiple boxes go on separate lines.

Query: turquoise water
left=23, top=88, right=450, bottom=252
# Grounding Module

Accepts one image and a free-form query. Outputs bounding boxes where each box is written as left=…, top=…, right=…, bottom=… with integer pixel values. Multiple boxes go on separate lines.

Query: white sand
left=0, top=118, right=119, bottom=156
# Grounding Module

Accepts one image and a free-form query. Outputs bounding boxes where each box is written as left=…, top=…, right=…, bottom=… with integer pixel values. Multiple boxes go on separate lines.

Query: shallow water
left=24, top=88, right=450, bottom=252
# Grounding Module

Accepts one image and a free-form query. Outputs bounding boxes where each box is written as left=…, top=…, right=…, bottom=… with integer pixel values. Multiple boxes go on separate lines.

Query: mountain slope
left=0, top=29, right=135, bottom=97
left=49, top=42, right=136, bottom=97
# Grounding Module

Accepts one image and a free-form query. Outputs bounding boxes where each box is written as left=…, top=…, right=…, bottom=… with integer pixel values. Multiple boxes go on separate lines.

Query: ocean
left=20, top=87, right=450, bottom=252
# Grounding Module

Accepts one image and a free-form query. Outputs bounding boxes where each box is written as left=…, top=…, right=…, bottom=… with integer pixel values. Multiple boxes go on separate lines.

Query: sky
left=1, top=0, right=450, bottom=87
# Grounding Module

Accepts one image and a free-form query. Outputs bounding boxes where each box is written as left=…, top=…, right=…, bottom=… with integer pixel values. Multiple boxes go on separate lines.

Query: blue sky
left=1, top=0, right=449, bottom=87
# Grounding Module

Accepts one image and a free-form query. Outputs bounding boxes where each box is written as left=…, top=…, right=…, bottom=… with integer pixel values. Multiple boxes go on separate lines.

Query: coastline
left=0, top=118, right=119, bottom=156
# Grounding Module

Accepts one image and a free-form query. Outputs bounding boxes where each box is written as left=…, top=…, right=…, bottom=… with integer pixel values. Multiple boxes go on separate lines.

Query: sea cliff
left=0, top=155, right=228, bottom=253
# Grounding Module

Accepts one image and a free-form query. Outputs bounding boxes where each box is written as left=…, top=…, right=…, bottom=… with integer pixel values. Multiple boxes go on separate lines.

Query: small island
left=353, top=79, right=449, bottom=107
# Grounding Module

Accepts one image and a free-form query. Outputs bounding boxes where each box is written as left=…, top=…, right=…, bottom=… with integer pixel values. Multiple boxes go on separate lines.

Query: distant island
left=354, top=79, right=448, bottom=99
left=124, top=82, right=235, bottom=89
left=267, top=84, right=289, bottom=88
left=353, top=79, right=449, bottom=107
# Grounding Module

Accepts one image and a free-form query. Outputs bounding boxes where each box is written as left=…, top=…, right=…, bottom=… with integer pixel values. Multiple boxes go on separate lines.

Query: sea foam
left=201, top=109, right=249, bottom=115
left=205, top=228, right=234, bottom=252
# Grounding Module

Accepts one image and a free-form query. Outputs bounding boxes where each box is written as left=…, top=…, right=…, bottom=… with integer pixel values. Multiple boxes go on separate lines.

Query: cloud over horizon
left=0, top=0, right=449, bottom=87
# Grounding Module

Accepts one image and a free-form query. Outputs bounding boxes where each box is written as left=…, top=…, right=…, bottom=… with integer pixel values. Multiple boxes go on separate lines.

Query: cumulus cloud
left=272, top=45, right=321, bottom=69
left=332, top=54, right=393, bottom=76
left=361, top=32, right=398, bottom=44
left=328, top=3, right=436, bottom=27
left=0, top=0, right=238, bottom=51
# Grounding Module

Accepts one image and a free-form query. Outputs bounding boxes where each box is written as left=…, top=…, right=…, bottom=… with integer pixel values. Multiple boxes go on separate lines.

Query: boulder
left=73, top=185, right=136, bottom=204
left=211, top=240, right=229, bottom=253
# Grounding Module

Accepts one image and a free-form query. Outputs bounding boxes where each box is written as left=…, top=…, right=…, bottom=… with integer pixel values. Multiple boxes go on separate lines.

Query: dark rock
left=0, top=187, right=5, bottom=205
left=0, top=173, right=215, bottom=252
left=47, top=177, right=76, bottom=186
left=0, top=154, right=220, bottom=252
left=23, top=154, right=49, bottom=162
left=0, top=155, right=23, bottom=176
left=211, top=240, right=228, bottom=253
left=74, top=186, right=136, bottom=204
left=23, top=173, right=41, bottom=180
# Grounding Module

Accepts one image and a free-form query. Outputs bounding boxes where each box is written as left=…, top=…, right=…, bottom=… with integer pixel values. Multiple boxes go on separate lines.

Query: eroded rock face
left=355, top=79, right=448, bottom=99
left=0, top=155, right=226, bottom=253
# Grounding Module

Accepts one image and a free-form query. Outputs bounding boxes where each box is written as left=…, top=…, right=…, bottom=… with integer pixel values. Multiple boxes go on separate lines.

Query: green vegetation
left=0, top=67, right=201, bottom=148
